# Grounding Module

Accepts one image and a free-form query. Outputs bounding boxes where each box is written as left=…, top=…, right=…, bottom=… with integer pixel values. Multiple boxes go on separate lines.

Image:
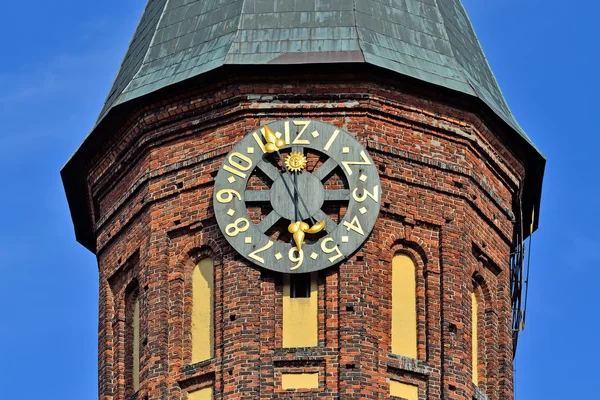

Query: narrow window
left=192, top=258, right=214, bottom=363
left=125, top=286, right=140, bottom=394
left=471, top=292, right=479, bottom=385
left=132, top=297, right=140, bottom=392
left=391, top=253, right=417, bottom=358
left=283, top=273, right=317, bottom=348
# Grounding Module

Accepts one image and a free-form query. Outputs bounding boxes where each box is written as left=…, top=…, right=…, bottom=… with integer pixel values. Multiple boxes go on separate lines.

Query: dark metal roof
left=96, top=0, right=535, bottom=149
left=63, top=0, right=545, bottom=252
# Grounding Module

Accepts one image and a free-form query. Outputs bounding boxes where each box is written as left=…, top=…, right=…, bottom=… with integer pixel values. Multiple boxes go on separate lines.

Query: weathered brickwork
left=89, top=72, right=525, bottom=400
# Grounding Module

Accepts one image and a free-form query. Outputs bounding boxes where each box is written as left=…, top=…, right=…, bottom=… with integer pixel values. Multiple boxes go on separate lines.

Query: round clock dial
left=213, top=120, right=381, bottom=273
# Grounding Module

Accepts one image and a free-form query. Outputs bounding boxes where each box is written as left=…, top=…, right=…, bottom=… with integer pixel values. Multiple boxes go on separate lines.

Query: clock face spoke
left=244, top=190, right=271, bottom=203
left=256, top=210, right=282, bottom=233
left=324, top=189, right=350, bottom=201
left=313, top=158, right=338, bottom=181
left=313, top=210, right=338, bottom=233
left=257, top=159, right=281, bottom=182
left=291, top=145, right=304, bottom=155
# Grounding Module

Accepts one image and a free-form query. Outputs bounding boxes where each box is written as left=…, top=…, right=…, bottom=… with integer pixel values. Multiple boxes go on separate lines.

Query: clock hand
left=294, top=172, right=299, bottom=222
left=263, top=125, right=325, bottom=251
left=263, top=125, right=317, bottom=225
left=275, top=149, right=317, bottom=225
left=262, top=125, right=298, bottom=215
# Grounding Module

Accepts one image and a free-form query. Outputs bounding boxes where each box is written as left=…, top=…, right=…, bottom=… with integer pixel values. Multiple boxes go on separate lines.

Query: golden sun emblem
left=284, top=152, right=307, bottom=172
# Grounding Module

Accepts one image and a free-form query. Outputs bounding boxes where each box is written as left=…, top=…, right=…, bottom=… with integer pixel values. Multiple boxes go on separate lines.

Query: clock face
left=213, top=120, right=381, bottom=273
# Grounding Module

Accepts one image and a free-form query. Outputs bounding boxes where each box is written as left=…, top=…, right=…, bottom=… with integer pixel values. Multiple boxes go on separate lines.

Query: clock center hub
left=270, top=172, right=325, bottom=221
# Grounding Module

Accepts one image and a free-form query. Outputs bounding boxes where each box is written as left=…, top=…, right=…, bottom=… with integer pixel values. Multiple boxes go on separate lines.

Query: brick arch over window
left=380, top=228, right=432, bottom=268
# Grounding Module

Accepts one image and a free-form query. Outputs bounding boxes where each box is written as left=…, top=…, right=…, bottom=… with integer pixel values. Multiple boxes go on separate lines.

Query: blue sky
left=0, top=1, right=597, bottom=398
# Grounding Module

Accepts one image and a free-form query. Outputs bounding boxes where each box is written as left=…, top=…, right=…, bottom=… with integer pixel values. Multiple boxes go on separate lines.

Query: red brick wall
left=89, top=73, right=524, bottom=399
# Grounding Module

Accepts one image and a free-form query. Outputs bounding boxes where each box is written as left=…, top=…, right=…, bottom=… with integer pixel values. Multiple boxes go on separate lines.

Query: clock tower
left=62, top=1, right=544, bottom=399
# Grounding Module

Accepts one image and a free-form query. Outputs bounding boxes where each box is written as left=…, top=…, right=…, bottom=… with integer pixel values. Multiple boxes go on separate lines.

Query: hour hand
left=264, top=125, right=285, bottom=153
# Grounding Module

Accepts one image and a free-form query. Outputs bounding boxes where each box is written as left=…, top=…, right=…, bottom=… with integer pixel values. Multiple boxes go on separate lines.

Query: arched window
left=192, top=258, right=214, bottom=363
left=471, top=291, right=479, bottom=385
left=391, top=253, right=417, bottom=358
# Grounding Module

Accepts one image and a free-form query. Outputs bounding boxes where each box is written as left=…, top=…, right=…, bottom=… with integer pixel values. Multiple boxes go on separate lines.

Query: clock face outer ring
left=213, top=119, right=381, bottom=273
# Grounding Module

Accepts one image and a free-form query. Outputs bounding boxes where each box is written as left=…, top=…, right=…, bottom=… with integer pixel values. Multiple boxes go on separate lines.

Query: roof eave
left=61, top=158, right=96, bottom=253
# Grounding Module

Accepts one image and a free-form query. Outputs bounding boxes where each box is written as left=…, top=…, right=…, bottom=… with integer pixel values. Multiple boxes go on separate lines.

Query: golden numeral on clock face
left=223, top=152, right=253, bottom=178
left=292, top=120, right=311, bottom=144
left=343, top=215, right=365, bottom=236
left=352, top=185, right=379, bottom=203
left=342, top=150, right=371, bottom=175
left=252, top=131, right=267, bottom=153
left=289, top=247, right=304, bottom=270
left=323, top=129, right=340, bottom=151
left=284, top=121, right=291, bottom=144
left=226, top=218, right=250, bottom=236
left=216, top=189, right=241, bottom=203
left=321, top=238, right=343, bottom=262
left=248, top=240, right=274, bottom=264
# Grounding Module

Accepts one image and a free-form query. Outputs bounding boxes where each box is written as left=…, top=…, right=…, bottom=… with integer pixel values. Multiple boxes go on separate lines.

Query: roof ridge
left=225, top=0, right=249, bottom=64
left=351, top=0, right=365, bottom=60
left=450, top=0, right=513, bottom=114
left=430, top=0, right=481, bottom=100
left=120, top=0, right=172, bottom=102
left=96, top=0, right=169, bottom=122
